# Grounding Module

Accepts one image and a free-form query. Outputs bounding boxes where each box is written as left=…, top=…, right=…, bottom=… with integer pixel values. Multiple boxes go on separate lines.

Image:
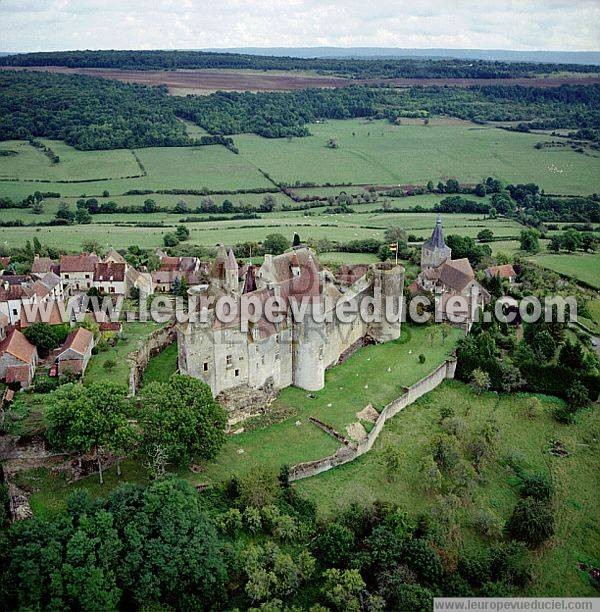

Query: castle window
left=319, top=347, right=324, bottom=360
left=203, top=362, right=208, bottom=372
left=226, top=354, right=232, bottom=368
left=234, top=369, right=240, bottom=377
left=275, top=351, right=280, bottom=362
left=261, top=355, right=265, bottom=365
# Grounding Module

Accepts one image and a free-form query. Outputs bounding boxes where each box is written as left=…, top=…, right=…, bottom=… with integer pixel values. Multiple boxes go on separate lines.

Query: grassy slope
left=528, top=253, right=600, bottom=289
left=296, top=380, right=600, bottom=597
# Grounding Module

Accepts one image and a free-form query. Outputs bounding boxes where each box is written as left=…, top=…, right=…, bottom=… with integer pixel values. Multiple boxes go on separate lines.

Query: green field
left=0, top=207, right=523, bottom=250
left=0, top=142, right=272, bottom=200
left=234, top=119, right=600, bottom=195
left=529, top=253, right=600, bottom=289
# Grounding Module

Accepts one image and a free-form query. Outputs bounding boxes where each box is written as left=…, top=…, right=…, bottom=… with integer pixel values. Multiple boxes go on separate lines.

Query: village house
left=152, top=255, right=205, bottom=292
left=55, top=326, right=94, bottom=376
left=0, top=329, right=38, bottom=389
left=484, top=263, right=518, bottom=284
left=31, top=255, right=58, bottom=279
left=93, top=262, right=126, bottom=294
left=58, top=253, right=100, bottom=291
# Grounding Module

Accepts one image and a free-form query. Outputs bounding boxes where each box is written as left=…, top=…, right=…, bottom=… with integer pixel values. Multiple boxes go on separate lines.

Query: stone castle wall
left=288, top=356, right=456, bottom=481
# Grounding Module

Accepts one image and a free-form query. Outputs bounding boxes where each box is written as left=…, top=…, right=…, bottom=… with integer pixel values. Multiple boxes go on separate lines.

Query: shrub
left=505, top=498, right=555, bottom=547
left=519, top=473, right=554, bottom=503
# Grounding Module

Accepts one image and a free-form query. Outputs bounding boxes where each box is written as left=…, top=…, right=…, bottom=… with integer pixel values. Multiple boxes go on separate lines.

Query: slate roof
left=438, top=258, right=475, bottom=293
left=424, top=215, right=447, bottom=250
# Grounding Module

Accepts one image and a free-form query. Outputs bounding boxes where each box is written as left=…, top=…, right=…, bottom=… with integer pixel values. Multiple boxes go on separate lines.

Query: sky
left=1, top=0, right=599, bottom=53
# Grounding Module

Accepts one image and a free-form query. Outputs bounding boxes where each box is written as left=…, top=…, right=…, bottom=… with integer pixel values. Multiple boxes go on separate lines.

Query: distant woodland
left=0, top=69, right=599, bottom=148
left=1, top=49, right=599, bottom=79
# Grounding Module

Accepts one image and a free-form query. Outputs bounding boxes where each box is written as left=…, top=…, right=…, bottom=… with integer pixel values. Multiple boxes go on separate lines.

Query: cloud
left=0, top=0, right=598, bottom=52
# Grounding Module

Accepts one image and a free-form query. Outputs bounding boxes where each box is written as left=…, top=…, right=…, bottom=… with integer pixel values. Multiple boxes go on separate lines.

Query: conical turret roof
left=426, top=215, right=447, bottom=249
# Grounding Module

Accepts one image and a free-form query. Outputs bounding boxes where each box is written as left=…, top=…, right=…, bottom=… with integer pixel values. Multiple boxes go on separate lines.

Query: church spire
left=427, top=214, right=447, bottom=249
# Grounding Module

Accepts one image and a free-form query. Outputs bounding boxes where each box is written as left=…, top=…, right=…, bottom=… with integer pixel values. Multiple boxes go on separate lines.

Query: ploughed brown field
left=2, top=65, right=599, bottom=93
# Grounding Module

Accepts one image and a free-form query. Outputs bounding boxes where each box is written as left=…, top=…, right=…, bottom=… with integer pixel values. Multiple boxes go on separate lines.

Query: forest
left=1, top=49, right=599, bottom=79
left=1, top=70, right=600, bottom=148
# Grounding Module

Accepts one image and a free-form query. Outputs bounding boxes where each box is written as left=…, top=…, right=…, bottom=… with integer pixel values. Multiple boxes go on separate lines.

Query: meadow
left=529, top=253, right=600, bottom=289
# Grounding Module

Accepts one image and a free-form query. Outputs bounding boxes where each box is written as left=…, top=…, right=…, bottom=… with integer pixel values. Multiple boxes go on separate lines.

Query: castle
left=177, top=246, right=405, bottom=397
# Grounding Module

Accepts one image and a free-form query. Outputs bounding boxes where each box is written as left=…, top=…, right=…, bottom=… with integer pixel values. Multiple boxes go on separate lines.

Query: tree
left=475, top=183, right=487, bottom=197
left=477, top=229, right=494, bottom=242
left=558, top=340, right=585, bottom=370
left=175, top=225, right=190, bottom=241
left=519, top=229, right=540, bottom=253
left=163, top=232, right=179, bottom=248
left=174, top=199, right=188, bottom=214
left=292, top=232, right=301, bottom=247
left=55, top=201, right=74, bottom=223
left=530, top=330, right=556, bottom=363
left=23, top=322, right=69, bottom=355
left=75, top=208, right=92, bottom=224
left=321, top=568, right=365, bottom=612
left=505, top=497, right=555, bottom=547
left=138, top=375, right=227, bottom=472
left=237, top=466, right=279, bottom=508
left=260, top=194, right=277, bottom=212
left=470, top=368, right=491, bottom=395
left=326, top=138, right=339, bottom=149
left=32, top=200, right=45, bottom=215
left=142, top=198, right=157, bottom=213
left=561, top=229, right=581, bottom=253
left=262, top=233, right=290, bottom=255
left=45, top=382, right=136, bottom=484
left=312, top=523, right=355, bottom=568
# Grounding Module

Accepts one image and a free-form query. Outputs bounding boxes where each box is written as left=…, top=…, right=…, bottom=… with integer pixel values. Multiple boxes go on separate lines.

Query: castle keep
left=177, top=247, right=405, bottom=397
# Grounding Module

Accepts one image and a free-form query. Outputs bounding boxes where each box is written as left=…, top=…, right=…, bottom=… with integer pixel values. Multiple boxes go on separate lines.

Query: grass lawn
left=295, top=380, right=600, bottom=597
left=142, top=341, right=178, bottom=385
left=234, top=119, right=600, bottom=195
left=84, top=321, right=166, bottom=386
left=528, top=252, right=600, bottom=289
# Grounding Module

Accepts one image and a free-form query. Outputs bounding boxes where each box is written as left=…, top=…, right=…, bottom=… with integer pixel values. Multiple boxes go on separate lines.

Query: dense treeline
left=1, top=70, right=599, bottom=147
left=0, top=71, right=189, bottom=149
left=176, top=87, right=380, bottom=137
left=1, top=49, right=599, bottom=79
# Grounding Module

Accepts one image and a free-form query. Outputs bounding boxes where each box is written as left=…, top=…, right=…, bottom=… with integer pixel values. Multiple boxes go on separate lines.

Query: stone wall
left=128, top=322, right=177, bottom=395
left=288, top=356, right=456, bottom=481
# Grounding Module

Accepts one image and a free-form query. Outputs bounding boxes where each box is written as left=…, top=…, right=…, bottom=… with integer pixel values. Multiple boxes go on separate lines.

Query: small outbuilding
left=56, top=327, right=94, bottom=376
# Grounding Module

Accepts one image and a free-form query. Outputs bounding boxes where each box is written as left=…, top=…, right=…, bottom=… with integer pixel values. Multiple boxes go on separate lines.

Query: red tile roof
left=31, top=257, right=55, bottom=274
left=60, top=327, right=93, bottom=356
left=59, top=253, right=99, bottom=273
left=485, top=264, right=517, bottom=279
left=0, top=329, right=36, bottom=364
left=94, top=262, right=126, bottom=282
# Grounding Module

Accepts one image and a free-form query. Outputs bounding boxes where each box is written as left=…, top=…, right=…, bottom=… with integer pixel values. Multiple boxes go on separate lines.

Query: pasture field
left=234, top=119, right=600, bottom=194
left=0, top=142, right=272, bottom=200
left=296, top=381, right=600, bottom=597
left=529, top=252, right=600, bottom=289
left=0, top=209, right=522, bottom=250
left=0, top=139, right=140, bottom=181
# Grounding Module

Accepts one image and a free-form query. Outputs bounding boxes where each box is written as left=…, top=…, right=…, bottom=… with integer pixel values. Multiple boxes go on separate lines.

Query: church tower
left=421, top=215, right=452, bottom=270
